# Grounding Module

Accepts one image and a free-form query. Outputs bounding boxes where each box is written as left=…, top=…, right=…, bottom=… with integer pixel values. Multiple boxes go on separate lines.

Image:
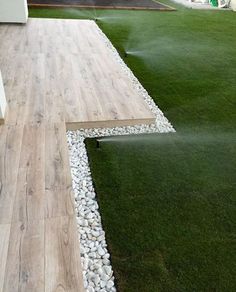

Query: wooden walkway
left=0, top=18, right=155, bottom=291
left=0, top=18, right=155, bottom=129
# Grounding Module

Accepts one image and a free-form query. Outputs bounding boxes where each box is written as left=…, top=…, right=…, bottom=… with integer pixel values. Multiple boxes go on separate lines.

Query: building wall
left=0, top=0, right=28, bottom=23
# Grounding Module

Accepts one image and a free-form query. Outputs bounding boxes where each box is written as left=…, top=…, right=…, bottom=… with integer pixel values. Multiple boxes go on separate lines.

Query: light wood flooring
left=0, top=123, right=84, bottom=292
left=0, top=18, right=155, bottom=291
left=0, top=18, right=155, bottom=129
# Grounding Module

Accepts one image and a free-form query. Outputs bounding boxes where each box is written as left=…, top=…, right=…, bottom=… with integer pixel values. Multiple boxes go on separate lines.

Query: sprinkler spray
left=96, top=139, right=100, bottom=149
left=124, top=51, right=128, bottom=58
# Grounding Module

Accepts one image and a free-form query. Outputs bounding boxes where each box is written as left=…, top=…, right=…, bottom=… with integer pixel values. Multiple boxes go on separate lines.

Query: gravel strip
left=67, top=21, right=175, bottom=292
left=68, top=133, right=116, bottom=292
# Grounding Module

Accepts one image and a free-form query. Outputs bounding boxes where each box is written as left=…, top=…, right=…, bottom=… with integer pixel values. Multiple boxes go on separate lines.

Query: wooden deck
left=0, top=124, right=84, bottom=292
left=0, top=18, right=155, bottom=291
left=0, top=18, right=155, bottom=129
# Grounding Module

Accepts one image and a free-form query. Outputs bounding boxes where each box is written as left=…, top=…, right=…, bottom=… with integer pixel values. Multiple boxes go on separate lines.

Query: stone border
left=67, top=21, right=175, bottom=291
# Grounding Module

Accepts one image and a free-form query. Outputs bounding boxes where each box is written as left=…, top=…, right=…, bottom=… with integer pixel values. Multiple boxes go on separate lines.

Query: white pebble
left=87, top=287, right=94, bottom=292
left=97, top=246, right=106, bottom=257
left=67, top=26, right=174, bottom=292
left=100, top=280, right=106, bottom=288
left=107, top=280, right=114, bottom=289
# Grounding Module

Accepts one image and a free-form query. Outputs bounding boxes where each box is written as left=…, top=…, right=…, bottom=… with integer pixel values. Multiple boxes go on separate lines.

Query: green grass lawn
left=86, top=133, right=236, bottom=291
left=30, top=4, right=236, bottom=291
left=30, top=4, right=236, bottom=134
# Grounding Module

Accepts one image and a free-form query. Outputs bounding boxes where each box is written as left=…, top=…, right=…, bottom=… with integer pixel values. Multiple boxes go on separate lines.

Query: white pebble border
left=67, top=21, right=175, bottom=292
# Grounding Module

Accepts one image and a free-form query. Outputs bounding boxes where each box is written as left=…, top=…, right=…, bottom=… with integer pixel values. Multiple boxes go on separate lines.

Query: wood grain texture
left=45, top=123, right=72, bottom=190
left=45, top=187, right=75, bottom=219
left=0, top=18, right=155, bottom=129
left=45, top=216, right=84, bottom=292
left=0, top=224, right=10, bottom=292
left=0, top=18, right=156, bottom=291
left=12, top=125, right=45, bottom=223
left=0, top=125, right=23, bottom=224
left=3, top=219, right=44, bottom=292
left=45, top=124, right=75, bottom=218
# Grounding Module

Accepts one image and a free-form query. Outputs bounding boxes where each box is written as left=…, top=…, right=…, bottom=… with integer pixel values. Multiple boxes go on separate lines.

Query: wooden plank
left=12, top=125, right=45, bottom=223
left=66, top=117, right=155, bottom=130
left=45, top=187, right=75, bottom=219
left=44, top=123, right=75, bottom=218
left=0, top=19, right=155, bottom=129
left=61, top=20, right=156, bottom=128
left=3, top=219, right=44, bottom=292
left=44, top=56, right=65, bottom=125
left=45, top=216, right=84, bottom=292
left=12, top=124, right=75, bottom=221
left=0, top=18, right=159, bottom=291
left=45, top=123, right=72, bottom=190
left=0, top=224, right=10, bottom=292
left=25, top=54, right=46, bottom=125
left=0, top=125, right=23, bottom=224
left=1, top=56, right=33, bottom=126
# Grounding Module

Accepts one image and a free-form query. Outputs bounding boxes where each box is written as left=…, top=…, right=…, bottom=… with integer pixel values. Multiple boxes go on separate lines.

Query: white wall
left=0, top=70, right=7, bottom=120
left=0, top=0, right=28, bottom=23
left=231, top=0, right=236, bottom=11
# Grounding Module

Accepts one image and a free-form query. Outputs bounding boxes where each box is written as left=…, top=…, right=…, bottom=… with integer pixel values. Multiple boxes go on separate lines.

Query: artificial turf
left=86, top=133, right=236, bottom=291
left=29, top=4, right=236, bottom=291
left=28, top=0, right=174, bottom=11
left=29, top=3, right=236, bottom=134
